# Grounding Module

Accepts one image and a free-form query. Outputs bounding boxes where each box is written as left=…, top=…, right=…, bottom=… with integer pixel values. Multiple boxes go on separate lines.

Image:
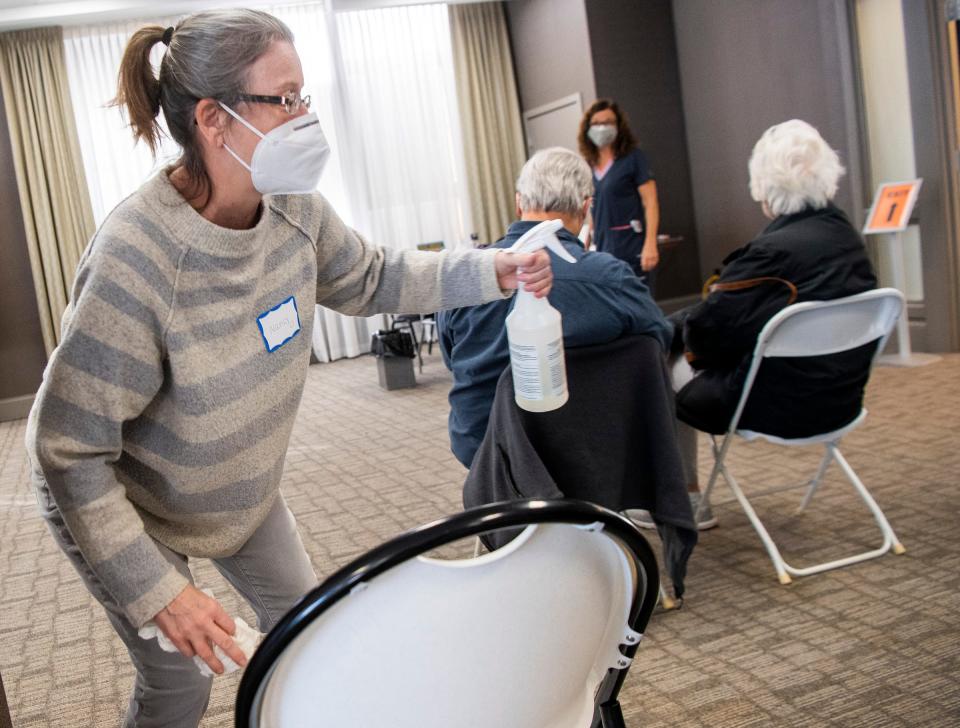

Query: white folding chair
left=696, top=288, right=906, bottom=584
left=236, top=499, right=659, bottom=728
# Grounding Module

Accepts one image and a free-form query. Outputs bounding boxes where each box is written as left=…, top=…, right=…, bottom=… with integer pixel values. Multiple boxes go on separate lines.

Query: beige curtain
left=449, top=2, right=526, bottom=245
left=0, top=26, right=95, bottom=356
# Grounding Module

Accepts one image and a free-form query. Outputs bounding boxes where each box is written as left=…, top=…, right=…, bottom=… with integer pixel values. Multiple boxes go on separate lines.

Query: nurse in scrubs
left=578, top=99, right=660, bottom=289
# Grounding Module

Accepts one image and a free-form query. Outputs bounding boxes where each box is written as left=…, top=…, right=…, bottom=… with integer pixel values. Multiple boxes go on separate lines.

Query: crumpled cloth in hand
left=137, top=589, right=264, bottom=677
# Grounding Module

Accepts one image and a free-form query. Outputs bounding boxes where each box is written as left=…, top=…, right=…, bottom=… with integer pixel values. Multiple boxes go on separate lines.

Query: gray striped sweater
left=26, top=170, right=504, bottom=627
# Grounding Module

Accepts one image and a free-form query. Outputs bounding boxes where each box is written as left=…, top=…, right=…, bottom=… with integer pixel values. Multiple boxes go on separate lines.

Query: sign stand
left=862, top=180, right=939, bottom=367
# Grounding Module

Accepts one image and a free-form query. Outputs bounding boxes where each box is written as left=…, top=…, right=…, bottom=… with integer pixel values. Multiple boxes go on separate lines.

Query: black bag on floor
left=371, top=329, right=415, bottom=359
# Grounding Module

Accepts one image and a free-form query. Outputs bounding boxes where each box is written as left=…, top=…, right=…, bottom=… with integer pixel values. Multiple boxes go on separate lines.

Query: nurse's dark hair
left=577, top=99, right=637, bottom=167
left=113, top=9, right=293, bottom=200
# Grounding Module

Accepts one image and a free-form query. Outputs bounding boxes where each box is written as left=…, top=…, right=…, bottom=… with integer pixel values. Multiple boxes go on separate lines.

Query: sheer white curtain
left=62, top=1, right=470, bottom=361
left=63, top=16, right=182, bottom=224
left=273, top=2, right=383, bottom=362
left=334, top=3, right=473, bottom=254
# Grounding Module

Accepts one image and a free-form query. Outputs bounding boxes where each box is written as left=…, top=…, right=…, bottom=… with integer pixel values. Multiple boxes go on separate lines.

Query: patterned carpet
left=1, top=352, right=958, bottom=727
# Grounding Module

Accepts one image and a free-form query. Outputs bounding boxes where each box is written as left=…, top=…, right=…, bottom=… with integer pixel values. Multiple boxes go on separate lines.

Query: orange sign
left=863, top=180, right=922, bottom=234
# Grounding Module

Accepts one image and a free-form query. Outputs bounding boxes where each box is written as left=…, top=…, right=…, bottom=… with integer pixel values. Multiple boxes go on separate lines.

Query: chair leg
left=599, top=699, right=627, bottom=728
left=706, top=434, right=793, bottom=582
left=416, top=327, right=424, bottom=373
left=658, top=584, right=677, bottom=610
left=722, top=444, right=904, bottom=582
left=832, top=447, right=905, bottom=556
left=797, top=444, right=835, bottom=514
left=720, top=462, right=794, bottom=584
left=405, top=323, right=422, bottom=373
left=697, top=434, right=731, bottom=521
left=416, top=326, right=425, bottom=372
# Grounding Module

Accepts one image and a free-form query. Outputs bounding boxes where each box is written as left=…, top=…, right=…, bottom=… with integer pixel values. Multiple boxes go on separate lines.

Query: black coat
left=677, top=204, right=878, bottom=437
left=464, top=335, right=697, bottom=598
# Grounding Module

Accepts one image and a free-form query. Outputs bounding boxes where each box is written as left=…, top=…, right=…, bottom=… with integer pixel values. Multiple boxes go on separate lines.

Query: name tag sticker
left=257, top=296, right=301, bottom=353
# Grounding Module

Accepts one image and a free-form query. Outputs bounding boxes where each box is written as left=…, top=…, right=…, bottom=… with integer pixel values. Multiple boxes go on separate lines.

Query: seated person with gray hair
left=648, top=119, right=878, bottom=531
left=439, top=147, right=671, bottom=469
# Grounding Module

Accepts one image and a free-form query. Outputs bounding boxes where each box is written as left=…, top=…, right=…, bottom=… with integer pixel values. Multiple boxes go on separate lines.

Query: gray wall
left=0, top=88, right=47, bottom=409
left=584, top=0, right=703, bottom=300
left=506, top=0, right=703, bottom=300
left=673, top=0, right=867, bottom=276
left=903, top=0, right=960, bottom=351
left=505, top=0, right=596, bottom=112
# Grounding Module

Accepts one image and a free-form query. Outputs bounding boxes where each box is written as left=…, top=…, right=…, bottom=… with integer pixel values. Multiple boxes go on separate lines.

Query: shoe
left=689, top=492, right=718, bottom=530
left=624, top=508, right=656, bottom=530
left=625, top=493, right=719, bottom=531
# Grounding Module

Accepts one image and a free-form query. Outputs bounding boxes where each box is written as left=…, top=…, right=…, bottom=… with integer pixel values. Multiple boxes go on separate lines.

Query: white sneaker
left=625, top=494, right=718, bottom=531
left=624, top=509, right=656, bottom=530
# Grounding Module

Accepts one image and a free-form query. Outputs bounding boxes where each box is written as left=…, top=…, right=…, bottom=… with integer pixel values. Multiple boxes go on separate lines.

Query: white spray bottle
left=505, top=219, right=577, bottom=412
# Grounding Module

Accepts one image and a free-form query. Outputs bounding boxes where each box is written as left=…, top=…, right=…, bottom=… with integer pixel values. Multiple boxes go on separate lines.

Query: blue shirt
left=592, top=148, right=654, bottom=277
left=438, top=221, right=673, bottom=468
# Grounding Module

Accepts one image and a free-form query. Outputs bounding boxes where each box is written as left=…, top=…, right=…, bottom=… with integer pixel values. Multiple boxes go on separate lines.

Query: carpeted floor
left=1, top=352, right=958, bottom=727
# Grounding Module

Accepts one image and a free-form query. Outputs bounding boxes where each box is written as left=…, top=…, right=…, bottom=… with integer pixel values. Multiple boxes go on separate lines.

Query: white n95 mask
left=587, top=124, right=617, bottom=148
left=220, top=102, right=330, bottom=195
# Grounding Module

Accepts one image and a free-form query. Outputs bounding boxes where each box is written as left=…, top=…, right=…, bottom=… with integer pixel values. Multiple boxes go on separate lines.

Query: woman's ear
left=194, top=98, right=226, bottom=148
left=515, top=192, right=522, bottom=219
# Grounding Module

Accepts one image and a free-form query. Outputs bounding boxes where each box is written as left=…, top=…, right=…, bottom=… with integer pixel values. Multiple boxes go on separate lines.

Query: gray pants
left=36, top=482, right=317, bottom=728
left=671, top=355, right=700, bottom=488
left=677, top=420, right=699, bottom=488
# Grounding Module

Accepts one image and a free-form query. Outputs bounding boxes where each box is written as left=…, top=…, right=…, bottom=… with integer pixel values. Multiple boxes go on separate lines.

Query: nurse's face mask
left=219, top=94, right=330, bottom=195
left=587, top=123, right=617, bottom=148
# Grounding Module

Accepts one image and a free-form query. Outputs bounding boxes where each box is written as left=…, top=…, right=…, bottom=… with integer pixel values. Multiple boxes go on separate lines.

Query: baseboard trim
left=0, top=394, right=34, bottom=422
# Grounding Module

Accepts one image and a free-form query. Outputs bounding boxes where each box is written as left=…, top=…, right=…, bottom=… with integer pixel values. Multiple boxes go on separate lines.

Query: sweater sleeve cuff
left=478, top=248, right=513, bottom=301
left=124, top=566, right=191, bottom=629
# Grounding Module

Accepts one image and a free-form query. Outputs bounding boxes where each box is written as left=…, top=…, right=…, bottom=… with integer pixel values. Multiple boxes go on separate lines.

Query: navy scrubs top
left=591, top=148, right=654, bottom=278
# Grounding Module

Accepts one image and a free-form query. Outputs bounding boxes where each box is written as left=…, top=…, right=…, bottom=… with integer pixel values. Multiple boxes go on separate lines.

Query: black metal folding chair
left=236, top=499, right=659, bottom=728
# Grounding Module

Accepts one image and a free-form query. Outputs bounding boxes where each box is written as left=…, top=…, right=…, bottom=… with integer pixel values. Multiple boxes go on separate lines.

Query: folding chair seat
left=235, top=499, right=659, bottom=728
left=695, top=288, right=906, bottom=584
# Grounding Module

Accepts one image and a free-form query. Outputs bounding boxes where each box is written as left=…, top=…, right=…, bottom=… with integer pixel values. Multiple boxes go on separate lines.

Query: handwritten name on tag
left=257, top=296, right=301, bottom=353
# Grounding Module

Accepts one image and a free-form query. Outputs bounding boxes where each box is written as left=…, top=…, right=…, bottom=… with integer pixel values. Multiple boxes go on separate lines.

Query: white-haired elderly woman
left=637, top=120, right=878, bottom=531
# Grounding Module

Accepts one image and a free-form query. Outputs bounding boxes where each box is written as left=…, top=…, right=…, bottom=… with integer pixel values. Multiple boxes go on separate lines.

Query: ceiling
left=0, top=0, right=477, bottom=32
left=0, top=1, right=243, bottom=30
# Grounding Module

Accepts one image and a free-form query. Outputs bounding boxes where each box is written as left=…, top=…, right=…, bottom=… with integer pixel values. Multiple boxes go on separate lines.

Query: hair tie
left=161, top=26, right=174, bottom=46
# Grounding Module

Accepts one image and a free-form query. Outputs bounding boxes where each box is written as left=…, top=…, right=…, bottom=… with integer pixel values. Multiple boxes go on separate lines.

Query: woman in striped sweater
left=25, top=9, right=551, bottom=727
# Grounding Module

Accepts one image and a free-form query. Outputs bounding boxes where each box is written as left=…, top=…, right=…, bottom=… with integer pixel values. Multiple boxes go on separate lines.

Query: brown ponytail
left=113, top=25, right=166, bottom=154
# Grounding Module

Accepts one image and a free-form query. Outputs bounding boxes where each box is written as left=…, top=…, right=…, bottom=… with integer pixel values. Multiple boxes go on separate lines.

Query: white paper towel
left=138, top=590, right=264, bottom=677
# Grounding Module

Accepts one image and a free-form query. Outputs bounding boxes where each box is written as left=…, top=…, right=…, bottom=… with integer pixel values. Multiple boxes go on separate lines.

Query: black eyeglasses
left=236, top=91, right=311, bottom=115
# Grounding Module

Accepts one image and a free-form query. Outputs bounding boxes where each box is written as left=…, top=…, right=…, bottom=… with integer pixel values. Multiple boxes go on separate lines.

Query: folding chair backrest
left=730, top=288, right=903, bottom=434
left=255, top=521, right=638, bottom=728
left=756, top=288, right=903, bottom=360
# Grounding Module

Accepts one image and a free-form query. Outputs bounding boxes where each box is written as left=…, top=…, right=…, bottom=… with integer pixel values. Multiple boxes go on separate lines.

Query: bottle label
left=509, top=337, right=566, bottom=400
left=510, top=342, right=542, bottom=399
left=546, top=338, right=565, bottom=394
